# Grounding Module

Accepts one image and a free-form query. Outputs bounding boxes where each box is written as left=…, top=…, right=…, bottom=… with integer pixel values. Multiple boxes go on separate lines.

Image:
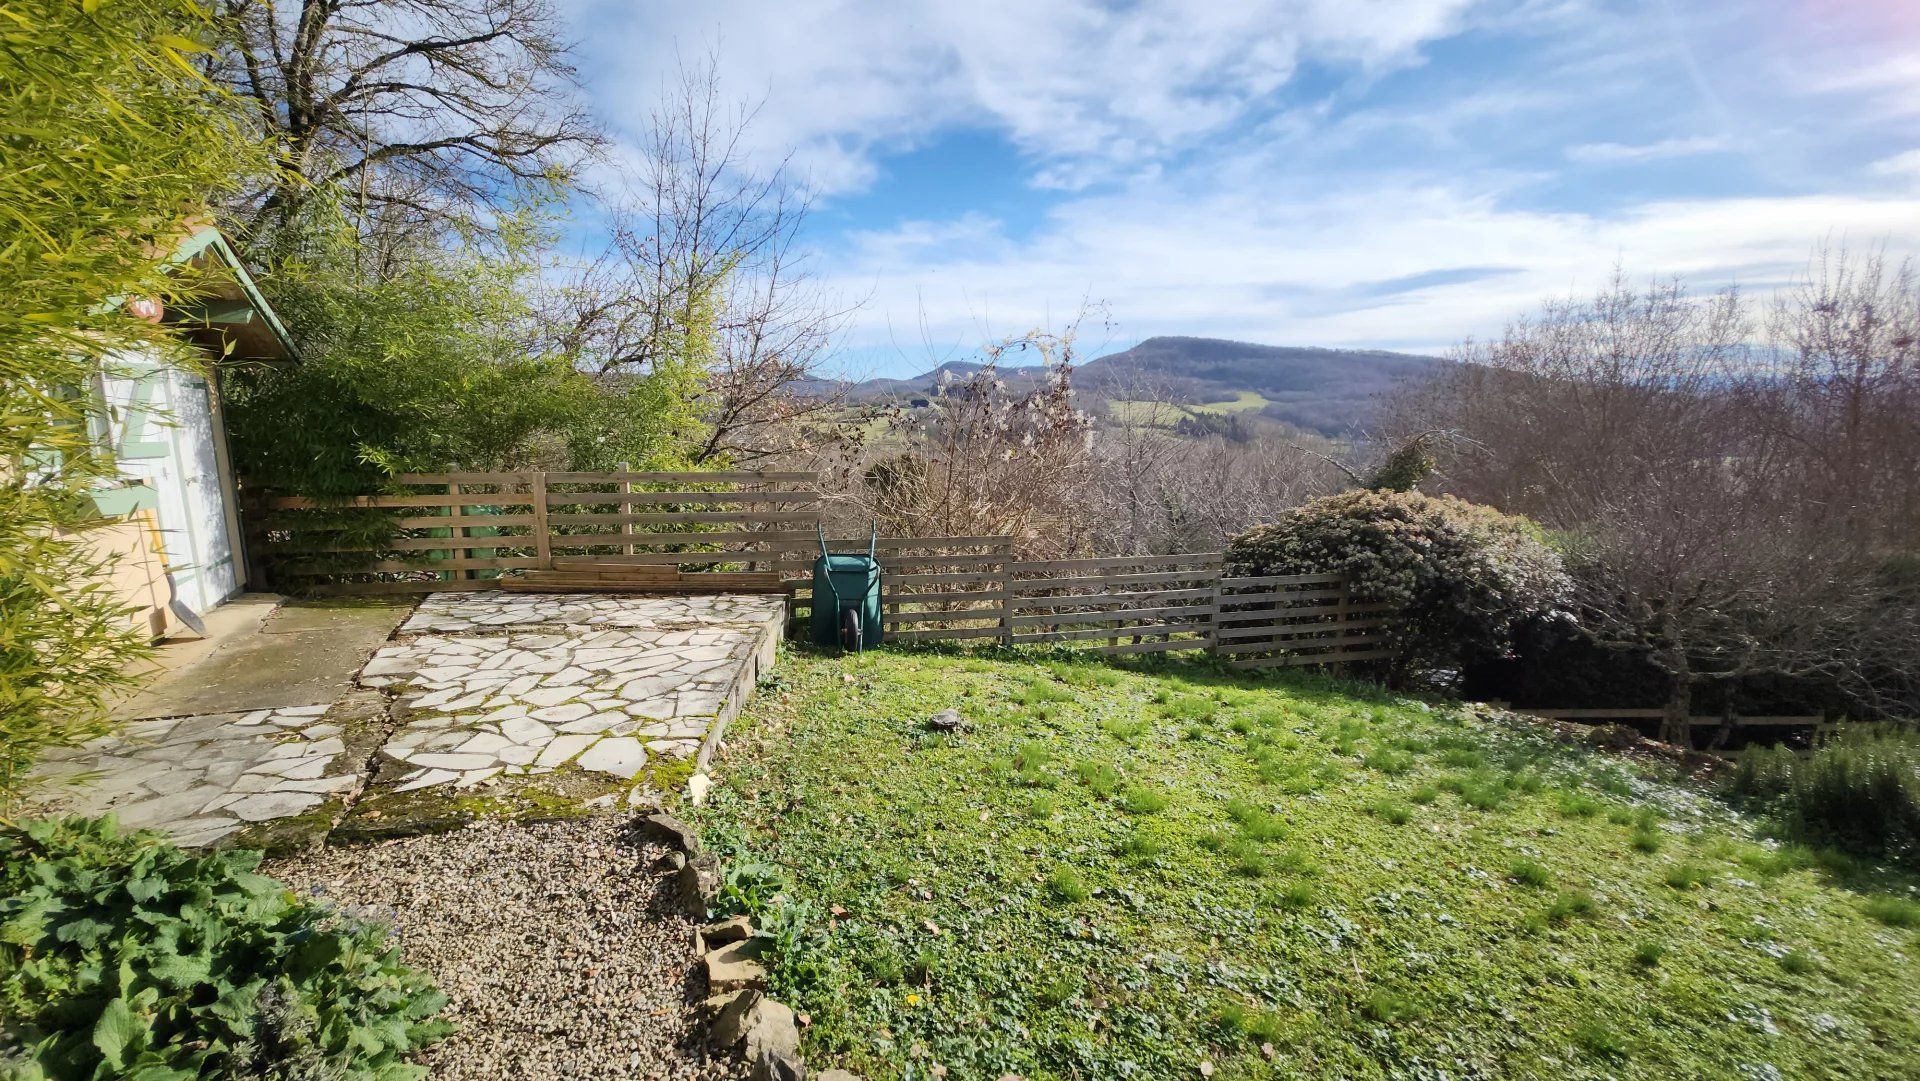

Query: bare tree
left=844, top=325, right=1096, bottom=556
left=1076, top=376, right=1342, bottom=555
left=555, top=57, right=859, bottom=463
left=214, top=0, right=597, bottom=245
left=1394, top=260, right=1920, bottom=738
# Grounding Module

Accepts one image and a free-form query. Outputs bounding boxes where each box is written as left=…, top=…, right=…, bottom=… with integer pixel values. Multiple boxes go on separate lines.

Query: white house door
left=99, top=357, right=240, bottom=617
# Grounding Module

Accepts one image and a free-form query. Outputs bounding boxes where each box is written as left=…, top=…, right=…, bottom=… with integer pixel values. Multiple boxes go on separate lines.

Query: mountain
left=811, top=336, right=1448, bottom=435
left=1077, top=337, right=1446, bottom=434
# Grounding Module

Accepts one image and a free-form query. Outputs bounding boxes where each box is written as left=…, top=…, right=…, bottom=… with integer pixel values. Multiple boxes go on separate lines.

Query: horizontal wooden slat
left=539, top=470, right=818, bottom=484
left=887, top=625, right=1005, bottom=642
left=1010, top=603, right=1213, bottom=628
left=1230, top=648, right=1396, bottom=670
left=886, top=570, right=1005, bottom=587
left=887, top=608, right=1006, bottom=626
left=1094, top=637, right=1207, bottom=656
left=549, top=511, right=821, bottom=527
left=1010, top=568, right=1218, bottom=591
left=1219, top=572, right=1346, bottom=590
left=1520, top=709, right=1825, bottom=727
left=363, top=556, right=547, bottom=572
left=1213, top=618, right=1390, bottom=642
left=1008, top=587, right=1214, bottom=611
left=545, top=491, right=820, bottom=506
left=391, top=513, right=538, bottom=530
left=552, top=529, right=817, bottom=546
left=1215, top=588, right=1349, bottom=606
left=1214, top=632, right=1388, bottom=655
left=793, top=535, right=1013, bottom=551
left=534, top=549, right=767, bottom=565
left=1011, top=623, right=1195, bottom=644
left=267, top=493, right=535, bottom=510
left=388, top=472, right=533, bottom=484
left=883, top=589, right=1009, bottom=605
left=304, top=578, right=503, bottom=596
left=1007, top=552, right=1221, bottom=573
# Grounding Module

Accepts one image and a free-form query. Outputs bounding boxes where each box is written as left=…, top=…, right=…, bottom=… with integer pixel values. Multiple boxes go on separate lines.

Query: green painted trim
left=95, top=226, right=299, bottom=362
left=86, top=483, right=157, bottom=517
left=193, top=229, right=298, bottom=361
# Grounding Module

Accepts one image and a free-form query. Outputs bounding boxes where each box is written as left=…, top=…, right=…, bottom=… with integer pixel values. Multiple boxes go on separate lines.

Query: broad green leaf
left=91, top=998, right=142, bottom=1068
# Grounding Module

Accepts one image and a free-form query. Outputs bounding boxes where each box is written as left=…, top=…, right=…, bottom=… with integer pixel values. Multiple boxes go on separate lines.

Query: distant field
left=1188, top=390, right=1273, bottom=415
left=1107, top=390, right=1271, bottom=428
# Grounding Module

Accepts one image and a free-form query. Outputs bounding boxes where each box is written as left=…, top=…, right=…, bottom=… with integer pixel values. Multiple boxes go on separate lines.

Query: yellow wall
left=64, top=510, right=174, bottom=641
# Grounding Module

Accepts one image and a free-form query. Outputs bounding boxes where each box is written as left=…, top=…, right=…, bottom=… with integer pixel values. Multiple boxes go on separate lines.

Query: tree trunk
left=1707, top=694, right=1739, bottom=751
left=1659, top=671, right=1692, bottom=748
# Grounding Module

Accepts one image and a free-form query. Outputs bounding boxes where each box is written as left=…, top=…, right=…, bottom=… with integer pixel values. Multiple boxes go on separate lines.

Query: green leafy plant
left=1043, top=868, right=1089, bottom=904
left=1509, top=858, right=1551, bottom=888
left=0, top=817, right=449, bottom=1079
left=1, top=0, right=265, bottom=802
left=1727, top=727, right=1920, bottom=870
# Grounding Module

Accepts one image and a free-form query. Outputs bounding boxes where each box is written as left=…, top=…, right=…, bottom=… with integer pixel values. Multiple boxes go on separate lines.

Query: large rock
left=673, top=852, right=721, bottom=915
left=704, top=937, right=769, bottom=992
left=701, top=915, right=754, bottom=946
left=926, top=709, right=964, bottom=732
left=637, top=811, right=701, bottom=856
left=815, top=1072, right=864, bottom=1081
left=706, top=989, right=760, bottom=1050
left=744, top=998, right=802, bottom=1081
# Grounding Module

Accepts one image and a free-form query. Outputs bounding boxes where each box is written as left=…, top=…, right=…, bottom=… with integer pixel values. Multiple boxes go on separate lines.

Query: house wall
left=64, top=510, right=175, bottom=641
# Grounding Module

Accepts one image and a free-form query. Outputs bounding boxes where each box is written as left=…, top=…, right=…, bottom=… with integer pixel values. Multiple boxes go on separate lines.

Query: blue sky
left=556, top=0, right=1920, bottom=378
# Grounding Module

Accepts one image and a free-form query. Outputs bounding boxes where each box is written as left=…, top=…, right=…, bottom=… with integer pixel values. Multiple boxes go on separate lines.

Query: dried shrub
left=1227, top=489, right=1572, bottom=680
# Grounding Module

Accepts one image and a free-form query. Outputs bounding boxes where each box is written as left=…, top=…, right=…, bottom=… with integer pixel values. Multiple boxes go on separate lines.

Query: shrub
left=1226, top=489, right=1572, bottom=679
left=1, top=0, right=265, bottom=802
left=1509, top=858, right=1551, bottom=888
left=1043, top=868, right=1090, bottom=903
left=1727, top=727, right=1920, bottom=869
left=0, top=817, right=448, bottom=1079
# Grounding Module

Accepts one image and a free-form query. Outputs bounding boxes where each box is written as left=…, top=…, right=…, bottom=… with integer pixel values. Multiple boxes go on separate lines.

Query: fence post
left=998, top=552, right=1015, bottom=647
left=531, top=471, right=552, bottom=569
left=617, top=460, right=633, bottom=557
left=1332, top=576, right=1354, bottom=674
left=1206, top=567, right=1225, bottom=658
left=449, top=480, right=467, bottom=582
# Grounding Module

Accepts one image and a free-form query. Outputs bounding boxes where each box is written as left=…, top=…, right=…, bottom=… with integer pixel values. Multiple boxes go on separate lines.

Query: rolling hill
left=811, top=336, right=1447, bottom=435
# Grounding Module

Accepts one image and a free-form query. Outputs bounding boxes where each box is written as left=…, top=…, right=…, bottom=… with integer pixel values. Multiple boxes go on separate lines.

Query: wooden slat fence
left=1514, top=708, right=1827, bottom=730
left=251, top=470, right=822, bottom=594
left=248, top=475, right=1397, bottom=669
left=785, top=545, right=1393, bottom=665
left=783, top=537, right=1017, bottom=643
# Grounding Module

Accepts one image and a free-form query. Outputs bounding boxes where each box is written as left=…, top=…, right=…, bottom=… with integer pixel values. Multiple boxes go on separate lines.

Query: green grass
left=696, top=647, right=1920, bottom=1079
left=1107, top=390, right=1272, bottom=430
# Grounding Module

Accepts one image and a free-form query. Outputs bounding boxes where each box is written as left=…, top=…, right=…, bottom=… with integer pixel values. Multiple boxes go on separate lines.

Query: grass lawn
left=696, top=647, right=1920, bottom=1080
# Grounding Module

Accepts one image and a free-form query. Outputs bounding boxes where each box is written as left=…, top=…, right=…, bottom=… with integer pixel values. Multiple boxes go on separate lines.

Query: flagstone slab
left=337, top=591, right=783, bottom=838
left=24, top=693, right=386, bottom=851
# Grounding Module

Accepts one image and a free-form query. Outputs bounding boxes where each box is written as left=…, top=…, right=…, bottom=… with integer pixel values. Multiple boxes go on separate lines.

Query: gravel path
left=271, top=815, right=743, bottom=1081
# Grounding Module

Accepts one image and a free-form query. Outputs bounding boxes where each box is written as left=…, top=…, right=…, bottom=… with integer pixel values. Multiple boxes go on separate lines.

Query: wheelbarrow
left=809, top=524, right=884, bottom=651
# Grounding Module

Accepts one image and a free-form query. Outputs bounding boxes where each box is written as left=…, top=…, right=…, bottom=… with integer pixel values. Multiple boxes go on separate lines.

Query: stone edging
left=637, top=812, right=862, bottom=1081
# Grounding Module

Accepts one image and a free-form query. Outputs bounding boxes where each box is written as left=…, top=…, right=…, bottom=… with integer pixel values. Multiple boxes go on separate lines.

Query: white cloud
left=821, top=172, right=1920, bottom=364
left=559, top=0, right=1478, bottom=193
left=1566, top=134, right=1736, bottom=163
left=1870, top=149, right=1920, bottom=181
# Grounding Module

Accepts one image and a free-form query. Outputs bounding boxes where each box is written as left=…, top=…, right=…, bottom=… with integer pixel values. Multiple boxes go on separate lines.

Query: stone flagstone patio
left=25, top=703, right=376, bottom=849
left=26, top=591, right=786, bottom=848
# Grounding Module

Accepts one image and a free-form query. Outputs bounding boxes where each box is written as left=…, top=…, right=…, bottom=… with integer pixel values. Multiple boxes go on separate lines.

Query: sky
left=553, top=0, right=1920, bottom=378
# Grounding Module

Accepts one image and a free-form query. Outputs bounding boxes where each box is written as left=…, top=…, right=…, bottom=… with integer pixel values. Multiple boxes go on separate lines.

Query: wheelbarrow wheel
left=839, top=606, right=863, bottom=652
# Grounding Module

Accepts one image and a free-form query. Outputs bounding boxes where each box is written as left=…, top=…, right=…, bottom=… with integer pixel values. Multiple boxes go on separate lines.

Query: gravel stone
left=271, top=815, right=746, bottom=1080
